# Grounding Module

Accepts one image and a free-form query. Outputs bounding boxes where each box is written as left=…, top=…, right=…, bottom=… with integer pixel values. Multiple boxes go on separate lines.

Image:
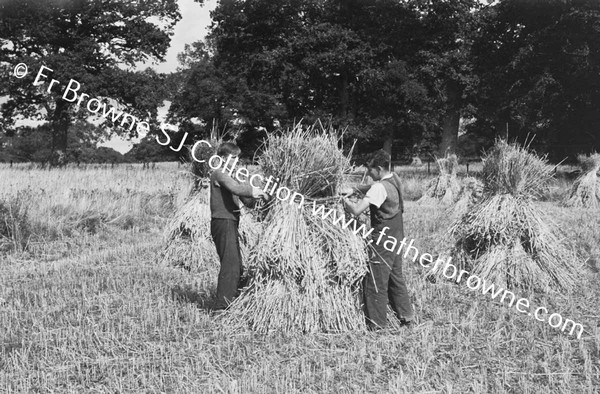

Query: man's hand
left=261, top=192, right=271, bottom=201
left=252, top=187, right=268, bottom=200
left=343, top=196, right=371, bottom=217
left=341, top=196, right=350, bottom=211
left=338, top=186, right=354, bottom=197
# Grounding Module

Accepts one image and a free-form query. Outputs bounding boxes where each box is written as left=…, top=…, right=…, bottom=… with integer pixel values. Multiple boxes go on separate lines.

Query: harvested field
left=0, top=162, right=599, bottom=393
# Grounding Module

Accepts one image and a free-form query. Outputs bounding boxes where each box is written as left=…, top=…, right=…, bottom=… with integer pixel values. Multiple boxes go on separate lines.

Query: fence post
left=427, top=160, right=430, bottom=175
left=466, top=161, right=469, bottom=176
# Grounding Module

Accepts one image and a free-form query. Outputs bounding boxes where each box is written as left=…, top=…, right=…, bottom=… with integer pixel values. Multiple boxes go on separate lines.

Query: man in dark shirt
left=342, top=150, right=414, bottom=330
left=210, top=142, right=266, bottom=310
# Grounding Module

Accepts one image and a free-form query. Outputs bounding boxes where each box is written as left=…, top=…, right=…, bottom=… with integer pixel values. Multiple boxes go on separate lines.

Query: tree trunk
left=339, top=69, right=349, bottom=117
left=495, top=118, right=510, bottom=140
left=50, top=101, right=70, bottom=166
left=439, top=81, right=461, bottom=156
left=383, top=125, right=394, bottom=157
left=439, top=108, right=460, bottom=156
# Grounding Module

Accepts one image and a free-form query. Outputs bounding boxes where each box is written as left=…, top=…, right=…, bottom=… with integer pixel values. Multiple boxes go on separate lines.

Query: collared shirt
left=364, top=173, right=393, bottom=208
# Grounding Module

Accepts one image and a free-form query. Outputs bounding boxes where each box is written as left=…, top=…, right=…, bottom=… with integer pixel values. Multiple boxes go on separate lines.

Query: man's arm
left=343, top=183, right=386, bottom=216
left=338, top=183, right=371, bottom=197
left=239, top=195, right=257, bottom=208
left=213, top=170, right=261, bottom=198
left=353, top=184, right=372, bottom=195
left=343, top=197, right=371, bottom=216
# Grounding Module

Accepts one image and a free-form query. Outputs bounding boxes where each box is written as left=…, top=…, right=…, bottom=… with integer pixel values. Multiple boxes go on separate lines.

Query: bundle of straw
left=246, top=202, right=366, bottom=283
left=564, top=153, right=600, bottom=208
left=159, top=190, right=260, bottom=273
left=162, top=127, right=260, bottom=272
left=256, top=124, right=353, bottom=198
left=480, top=140, right=552, bottom=198
left=221, top=280, right=365, bottom=334
left=221, top=122, right=369, bottom=333
left=448, top=176, right=483, bottom=221
left=158, top=191, right=215, bottom=272
left=442, top=140, right=580, bottom=292
left=186, top=136, right=221, bottom=192
left=419, top=154, right=461, bottom=205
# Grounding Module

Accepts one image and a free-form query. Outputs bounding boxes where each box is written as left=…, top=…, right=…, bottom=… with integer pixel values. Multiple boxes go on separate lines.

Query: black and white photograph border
left=1, top=0, right=599, bottom=393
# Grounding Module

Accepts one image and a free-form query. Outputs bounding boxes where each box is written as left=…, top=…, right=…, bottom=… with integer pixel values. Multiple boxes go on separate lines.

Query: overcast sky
left=144, top=0, right=217, bottom=74
left=1, top=0, right=214, bottom=154
left=99, top=0, right=217, bottom=153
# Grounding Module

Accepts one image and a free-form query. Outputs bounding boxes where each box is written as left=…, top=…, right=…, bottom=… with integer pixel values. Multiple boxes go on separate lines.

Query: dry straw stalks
left=420, top=154, right=483, bottom=221
left=160, top=131, right=259, bottom=273
left=564, top=153, right=600, bottom=208
left=440, top=140, right=580, bottom=293
left=220, top=122, right=369, bottom=334
left=449, top=177, right=484, bottom=221
left=419, top=154, right=462, bottom=205
left=159, top=190, right=261, bottom=273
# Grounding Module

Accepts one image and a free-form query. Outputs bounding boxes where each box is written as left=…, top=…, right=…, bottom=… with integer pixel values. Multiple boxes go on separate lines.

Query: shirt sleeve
left=213, top=170, right=255, bottom=198
left=364, top=182, right=387, bottom=208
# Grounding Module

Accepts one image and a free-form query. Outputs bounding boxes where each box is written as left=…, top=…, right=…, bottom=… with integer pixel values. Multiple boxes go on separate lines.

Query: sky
left=98, top=0, right=217, bottom=154
left=142, top=0, right=217, bottom=74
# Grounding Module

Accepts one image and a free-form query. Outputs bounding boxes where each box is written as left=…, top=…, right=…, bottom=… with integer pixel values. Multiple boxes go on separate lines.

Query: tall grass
left=0, top=194, right=31, bottom=253
left=0, top=163, right=191, bottom=251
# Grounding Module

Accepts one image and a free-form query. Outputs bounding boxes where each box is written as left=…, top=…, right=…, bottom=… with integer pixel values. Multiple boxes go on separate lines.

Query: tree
left=471, top=0, right=600, bottom=160
left=0, top=125, right=50, bottom=163
left=92, top=147, right=125, bottom=164
left=401, top=0, right=481, bottom=156
left=185, top=0, right=414, bottom=156
left=356, top=60, right=430, bottom=156
left=0, top=0, right=182, bottom=164
left=193, top=0, right=479, bottom=157
left=125, top=135, right=178, bottom=163
left=0, top=120, right=125, bottom=165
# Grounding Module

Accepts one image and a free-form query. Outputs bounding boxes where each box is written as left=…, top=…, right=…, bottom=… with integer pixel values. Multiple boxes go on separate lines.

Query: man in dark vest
left=210, top=142, right=266, bottom=311
left=342, top=149, right=414, bottom=330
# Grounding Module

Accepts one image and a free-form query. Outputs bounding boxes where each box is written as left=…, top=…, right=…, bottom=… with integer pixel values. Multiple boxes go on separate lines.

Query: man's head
left=217, top=142, right=241, bottom=159
left=366, top=149, right=391, bottom=181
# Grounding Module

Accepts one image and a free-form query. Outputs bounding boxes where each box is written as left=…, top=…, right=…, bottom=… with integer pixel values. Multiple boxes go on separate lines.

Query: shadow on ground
left=170, top=284, right=216, bottom=311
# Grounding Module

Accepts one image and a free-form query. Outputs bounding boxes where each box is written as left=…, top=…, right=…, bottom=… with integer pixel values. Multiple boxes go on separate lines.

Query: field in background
left=0, top=162, right=598, bottom=393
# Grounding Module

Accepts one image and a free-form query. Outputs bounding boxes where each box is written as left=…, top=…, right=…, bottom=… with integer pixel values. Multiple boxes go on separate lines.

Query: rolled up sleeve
left=364, top=183, right=387, bottom=208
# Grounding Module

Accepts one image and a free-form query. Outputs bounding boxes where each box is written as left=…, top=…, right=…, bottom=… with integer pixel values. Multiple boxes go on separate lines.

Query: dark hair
left=366, top=149, right=391, bottom=169
left=217, top=142, right=241, bottom=157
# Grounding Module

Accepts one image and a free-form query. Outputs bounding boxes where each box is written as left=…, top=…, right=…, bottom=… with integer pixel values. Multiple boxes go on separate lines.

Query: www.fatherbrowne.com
left=205, top=153, right=585, bottom=340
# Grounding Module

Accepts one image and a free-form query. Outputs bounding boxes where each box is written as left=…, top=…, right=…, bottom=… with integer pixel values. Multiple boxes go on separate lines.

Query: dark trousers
left=210, top=218, right=242, bottom=309
left=363, top=218, right=413, bottom=329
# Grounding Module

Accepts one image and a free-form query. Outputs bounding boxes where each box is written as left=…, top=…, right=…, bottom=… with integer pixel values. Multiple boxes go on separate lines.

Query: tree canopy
left=168, top=0, right=481, bottom=159
left=0, top=121, right=126, bottom=165
left=471, top=0, right=600, bottom=161
left=2, top=0, right=600, bottom=163
left=0, top=0, right=182, bottom=164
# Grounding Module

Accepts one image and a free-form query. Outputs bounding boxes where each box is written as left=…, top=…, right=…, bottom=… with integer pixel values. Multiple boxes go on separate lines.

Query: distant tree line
left=2, top=0, right=600, bottom=165
left=0, top=0, right=179, bottom=166
left=0, top=122, right=178, bottom=165
left=168, top=0, right=600, bottom=162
